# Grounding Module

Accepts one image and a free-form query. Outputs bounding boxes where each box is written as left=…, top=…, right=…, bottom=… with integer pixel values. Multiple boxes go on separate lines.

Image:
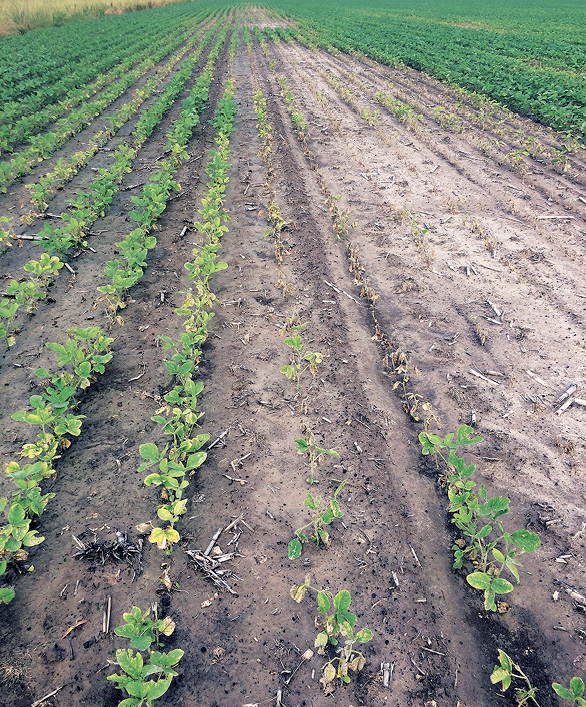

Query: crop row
left=138, top=74, right=237, bottom=553
left=0, top=18, right=227, bottom=348
left=0, top=14, right=223, bottom=193
left=0, top=10, right=213, bottom=154
left=0, top=15, right=234, bottom=609
left=257, top=25, right=536, bottom=613
left=97, top=21, right=231, bottom=326
left=267, top=3, right=586, bottom=138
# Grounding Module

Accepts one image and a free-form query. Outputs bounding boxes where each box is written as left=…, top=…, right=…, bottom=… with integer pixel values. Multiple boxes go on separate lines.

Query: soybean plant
left=419, top=425, right=540, bottom=611
left=288, top=481, right=346, bottom=559
left=291, top=576, right=372, bottom=689
left=491, top=649, right=586, bottom=707
left=108, top=607, right=183, bottom=707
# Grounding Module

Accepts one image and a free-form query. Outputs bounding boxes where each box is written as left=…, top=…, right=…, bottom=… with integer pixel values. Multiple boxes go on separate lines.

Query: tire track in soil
left=0, top=30, right=235, bottom=707
left=252, top=29, right=585, bottom=704
left=160, top=34, right=534, bottom=707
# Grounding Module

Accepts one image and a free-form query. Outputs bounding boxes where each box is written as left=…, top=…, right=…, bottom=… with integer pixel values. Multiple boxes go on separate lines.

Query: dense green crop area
left=267, top=0, right=586, bottom=138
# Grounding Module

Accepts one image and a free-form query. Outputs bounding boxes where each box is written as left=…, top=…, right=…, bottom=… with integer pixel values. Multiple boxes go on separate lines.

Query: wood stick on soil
left=127, top=362, right=146, bottom=382
left=31, top=686, right=64, bottom=707
left=526, top=369, right=550, bottom=388
left=410, top=545, right=422, bottom=568
left=203, top=528, right=223, bottom=557
left=486, top=300, right=502, bottom=317
left=474, top=262, right=501, bottom=272
left=324, top=279, right=361, bottom=304
left=103, top=595, right=111, bottom=633
left=536, top=215, right=574, bottom=219
left=563, top=585, right=586, bottom=606
left=223, top=515, right=243, bottom=533
left=555, top=383, right=578, bottom=406
left=207, top=429, right=229, bottom=450
left=469, top=369, right=500, bottom=385
left=421, top=646, right=446, bottom=656
left=556, top=396, right=576, bottom=416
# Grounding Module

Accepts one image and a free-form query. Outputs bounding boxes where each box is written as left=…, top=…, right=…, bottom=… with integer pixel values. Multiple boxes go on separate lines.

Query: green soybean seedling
left=419, top=425, right=540, bottom=611
left=109, top=606, right=183, bottom=707
left=113, top=606, right=175, bottom=650
left=553, top=678, right=586, bottom=706
left=280, top=321, right=323, bottom=398
left=288, top=481, right=346, bottom=559
left=291, top=576, right=373, bottom=689
left=491, top=650, right=540, bottom=705
left=491, top=649, right=586, bottom=707
left=296, top=427, right=339, bottom=485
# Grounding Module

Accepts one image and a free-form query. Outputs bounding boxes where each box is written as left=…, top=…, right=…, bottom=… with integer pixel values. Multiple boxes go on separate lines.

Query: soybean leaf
left=466, top=572, right=491, bottom=591
left=355, top=628, right=373, bottom=643
left=510, top=529, right=541, bottom=552
left=317, top=591, right=330, bottom=614
left=287, top=538, right=302, bottom=560
left=139, top=443, right=159, bottom=461
left=491, top=577, right=514, bottom=594
left=333, top=589, right=351, bottom=613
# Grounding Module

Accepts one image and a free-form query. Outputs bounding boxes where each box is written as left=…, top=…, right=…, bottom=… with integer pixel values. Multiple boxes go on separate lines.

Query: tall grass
left=0, top=0, right=188, bottom=35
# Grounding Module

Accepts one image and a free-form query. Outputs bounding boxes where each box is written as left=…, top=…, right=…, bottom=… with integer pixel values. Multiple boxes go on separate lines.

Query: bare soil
left=0, top=14, right=585, bottom=707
